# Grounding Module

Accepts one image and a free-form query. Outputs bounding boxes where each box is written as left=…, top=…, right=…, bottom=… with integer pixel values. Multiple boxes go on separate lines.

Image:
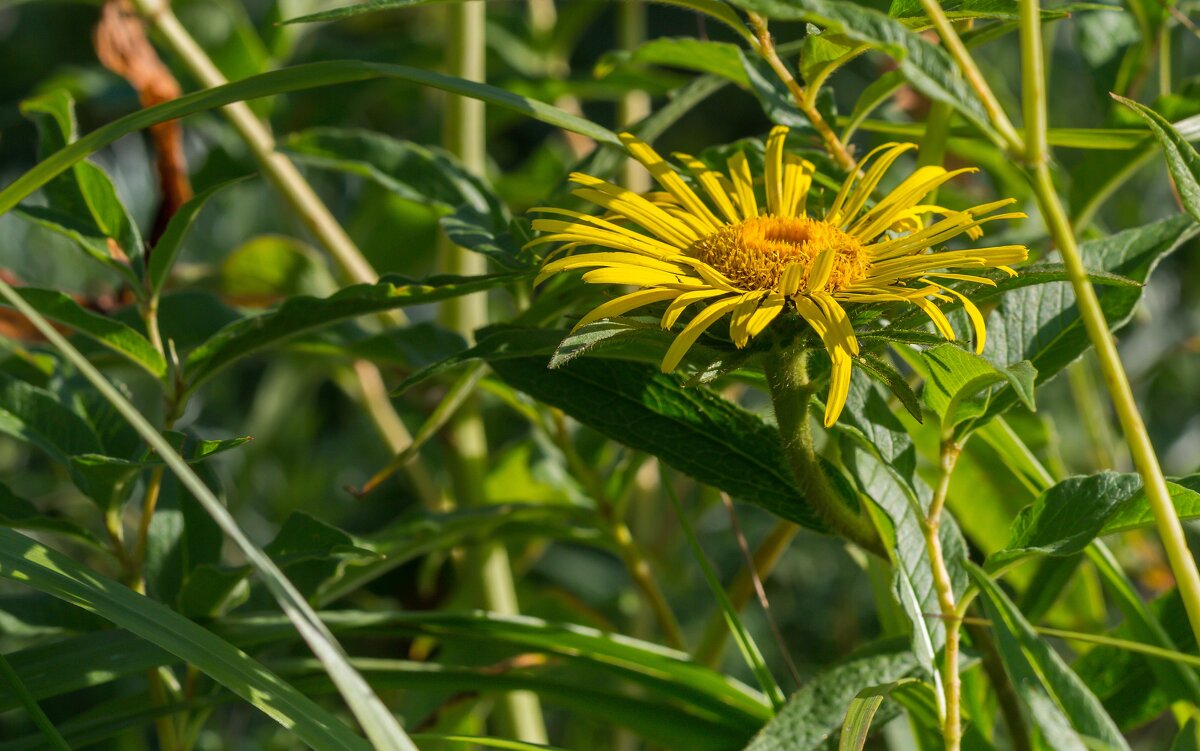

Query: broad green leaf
left=0, top=528, right=371, bottom=750
left=265, top=512, right=380, bottom=601
left=743, top=639, right=919, bottom=751
left=597, top=38, right=750, bottom=89
left=0, top=60, right=619, bottom=216
left=969, top=563, right=1130, bottom=751
left=852, top=351, right=922, bottom=421
left=148, top=178, right=248, bottom=299
left=176, top=564, right=252, bottom=618
left=18, top=92, right=142, bottom=281
left=487, top=355, right=828, bottom=532
left=887, top=0, right=1087, bottom=21
left=919, top=344, right=1035, bottom=436
left=0, top=374, right=103, bottom=464
left=182, top=273, right=522, bottom=394
left=990, top=472, right=1200, bottom=565
left=1113, top=95, right=1200, bottom=223
left=725, top=0, right=996, bottom=141
left=839, top=678, right=921, bottom=751
left=284, top=127, right=496, bottom=214
left=0, top=651, right=70, bottom=751
left=0, top=288, right=165, bottom=379
left=800, top=27, right=867, bottom=95
left=740, top=50, right=813, bottom=130
left=0, top=482, right=100, bottom=547
left=218, top=235, right=332, bottom=303
left=980, top=215, right=1199, bottom=417
left=281, top=0, right=456, bottom=24
left=1173, top=719, right=1200, bottom=751
left=439, top=206, right=531, bottom=270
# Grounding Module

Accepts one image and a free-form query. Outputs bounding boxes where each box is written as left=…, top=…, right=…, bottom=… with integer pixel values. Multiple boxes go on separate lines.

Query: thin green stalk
left=1019, top=0, right=1200, bottom=649
left=0, top=650, right=72, bottom=751
left=1159, top=24, right=1172, bottom=97
left=917, top=0, right=1024, bottom=154
left=0, top=278, right=419, bottom=751
left=763, top=345, right=884, bottom=556
left=694, top=520, right=799, bottom=667
left=924, top=441, right=963, bottom=751
left=440, top=0, right=547, bottom=742
left=747, top=13, right=857, bottom=171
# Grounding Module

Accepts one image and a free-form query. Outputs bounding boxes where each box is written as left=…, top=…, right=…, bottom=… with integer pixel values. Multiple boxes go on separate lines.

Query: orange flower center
left=688, top=215, right=870, bottom=292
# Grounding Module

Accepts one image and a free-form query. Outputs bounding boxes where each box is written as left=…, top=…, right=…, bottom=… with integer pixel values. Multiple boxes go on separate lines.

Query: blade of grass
left=0, top=651, right=71, bottom=751
left=661, top=470, right=786, bottom=711
left=0, top=277, right=418, bottom=751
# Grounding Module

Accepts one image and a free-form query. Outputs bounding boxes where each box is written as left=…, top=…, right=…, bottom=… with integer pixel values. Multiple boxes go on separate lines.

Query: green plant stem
left=924, top=440, right=963, bottom=751
left=763, top=345, right=884, bottom=556
left=694, top=520, right=799, bottom=667
left=747, top=13, right=857, bottom=172
left=1159, top=24, right=1172, bottom=96
left=440, top=0, right=547, bottom=742
left=0, top=650, right=72, bottom=751
left=0, top=277, right=419, bottom=751
left=1019, top=0, right=1200, bottom=649
left=917, top=0, right=1024, bottom=153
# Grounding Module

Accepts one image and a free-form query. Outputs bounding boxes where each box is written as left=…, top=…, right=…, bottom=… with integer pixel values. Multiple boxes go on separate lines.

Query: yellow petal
left=662, top=289, right=728, bottom=329
left=805, top=250, right=835, bottom=293
left=937, top=285, right=988, bottom=354
left=675, top=152, right=741, bottom=225
left=574, top=288, right=684, bottom=330
left=660, top=296, right=742, bottom=372
left=619, top=133, right=723, bottom=231
left=745, top=293, right=786, bottom=339
left=778, top=262, right=807, bottom=295
left=764, top=126, right=789, bottom=217
left=729, top=291, right=767, bottom=348
left=727, top=150, right=758, bottom=219
left=911, top=296, right=956, bottom=341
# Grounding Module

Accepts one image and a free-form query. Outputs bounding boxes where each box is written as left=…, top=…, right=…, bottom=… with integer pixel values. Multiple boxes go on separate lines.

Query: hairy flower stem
left=764, top=346, right=884, bottom=556
left=440, top=0, right=548, bottom=742
left=748, top=14, right=857, bottom=172
left=1019, top=0, right=1200, bottom=648
left=925, top=440, right=963, bottom=751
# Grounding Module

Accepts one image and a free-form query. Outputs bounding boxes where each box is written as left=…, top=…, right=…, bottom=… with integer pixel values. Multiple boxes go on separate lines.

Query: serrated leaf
left=920, top=344, right=1035, bottom=436
left=990, top=472, right=1200, bottom=565
left=743, top=640, right=919, bottom=751
left=489, top=356, right=829, bottom=532
left=982, top=215, right=1199, bottom=417
left=1113, top=95, right=1200, bottom=223
left=726, top=0, right=997, bottom=141
left=0, top=288, right=166, bottom=379
left=182, top=273, right=522, bottom=394
left=969, top=563, right=1131, bottom=751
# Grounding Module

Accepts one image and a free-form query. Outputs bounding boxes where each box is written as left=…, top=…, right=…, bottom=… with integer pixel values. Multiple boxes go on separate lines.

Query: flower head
left=530, top=126, right=1028, bottom=426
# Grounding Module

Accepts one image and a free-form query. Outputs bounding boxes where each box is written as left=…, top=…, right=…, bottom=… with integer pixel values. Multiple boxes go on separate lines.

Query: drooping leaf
left=488, top=355, right=828, bottom=531
left=0, top=288, right=166, bottom=379
left=919, top=344, right=1035, bottom=436
left=969, top=563, right=1131, bottom=751
left=1113, top=95, right=1200, bottom=223
left=0, top=60, right=620, bottom=217
left=182, top=273, right=523, bottom=394
left=0, top=528, right=372, bottom=750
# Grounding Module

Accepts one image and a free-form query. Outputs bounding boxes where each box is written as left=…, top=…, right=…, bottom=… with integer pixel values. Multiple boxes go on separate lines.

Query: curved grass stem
left=924, top=440, right=963, bottom=751
left=1019, top=0, right=1200, bottom=649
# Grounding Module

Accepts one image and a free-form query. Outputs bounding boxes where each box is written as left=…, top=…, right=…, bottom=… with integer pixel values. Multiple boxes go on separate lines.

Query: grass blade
left=0, top=650, right=71, bottom=751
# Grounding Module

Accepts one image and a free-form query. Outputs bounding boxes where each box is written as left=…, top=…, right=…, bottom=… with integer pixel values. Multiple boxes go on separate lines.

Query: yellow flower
left=530, top=126, right=1028, bottom=427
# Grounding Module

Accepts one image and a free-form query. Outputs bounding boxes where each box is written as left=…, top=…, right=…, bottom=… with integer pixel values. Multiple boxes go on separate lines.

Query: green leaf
left=969, top=563, right=1131, bottom=751
left=725, top=0, right=997, bottom=141
left=1113, top=95, right=1200, bottom=223
left=597, top=38, right=750, bottom=89
left=919, top=343, right=1035, bottom=436
left=991, top=472, right=1200, bottom=565
left=0, top=528, right=371, bottom=750
left=284, top=127, right=497, bottom=213
left=800, top=27, right=867, bottom=93
left=0, top=482, right=100, bottom=548
left=265, top=512, right=380, bottom=601
left=182, top=273, right=522, bottom=394
left=743, top=640, right=919, bottom=750
left=1173, top=719, right=1200, bottom=751
left=177, top=564, right=252, bottom=618
left=148, top=178, right=248, bottom=299
left=0, top=60, right=619, bottom=217
left=281, top=0, right=455, bottom=24
left=887, top=0, right=1086, bottom=21
left=0, top=374, right=104, bottom=464
left=839, top=678, right=921, bottom=751
left=12, top=206, right=140, bottom=288
left=488, top=355, right=828, bottom=532
left=0, top=288, right=165, bottom=379
left=982, top=215, right=1199, bottom=417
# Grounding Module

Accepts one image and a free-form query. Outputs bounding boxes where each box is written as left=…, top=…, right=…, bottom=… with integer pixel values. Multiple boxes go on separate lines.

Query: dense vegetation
left=2, top=0, right=1200, bottom=749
